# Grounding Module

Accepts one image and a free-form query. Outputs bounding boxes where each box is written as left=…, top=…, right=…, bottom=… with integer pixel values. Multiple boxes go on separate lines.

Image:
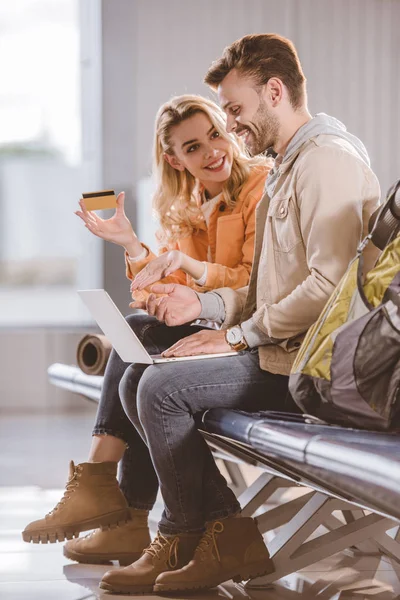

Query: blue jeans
left=93, top=313, right=290, bottom=535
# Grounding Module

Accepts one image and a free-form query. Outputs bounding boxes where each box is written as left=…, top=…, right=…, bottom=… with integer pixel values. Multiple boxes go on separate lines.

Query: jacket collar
left=195, top=180, right=227, bottom=208
left=266, top=143, right=307, bottom=198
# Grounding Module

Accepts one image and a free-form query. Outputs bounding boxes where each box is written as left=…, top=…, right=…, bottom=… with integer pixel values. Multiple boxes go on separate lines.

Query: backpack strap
left=356, top=254, right=373, bottom=310
left=355, top=180, right=400, bottom=310
left=368, top=179, right=400, bottom=250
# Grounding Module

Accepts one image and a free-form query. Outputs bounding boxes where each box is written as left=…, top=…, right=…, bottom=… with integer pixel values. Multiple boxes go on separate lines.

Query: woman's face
left=167, top=112, right=234, bottom=194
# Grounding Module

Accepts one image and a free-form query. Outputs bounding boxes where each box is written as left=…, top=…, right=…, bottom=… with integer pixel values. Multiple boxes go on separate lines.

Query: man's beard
left=244, top=100, right=280, bottom=156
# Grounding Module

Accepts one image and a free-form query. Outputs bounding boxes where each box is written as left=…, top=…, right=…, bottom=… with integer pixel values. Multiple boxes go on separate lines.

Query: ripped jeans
left=93, top=312, right=290, bottom=535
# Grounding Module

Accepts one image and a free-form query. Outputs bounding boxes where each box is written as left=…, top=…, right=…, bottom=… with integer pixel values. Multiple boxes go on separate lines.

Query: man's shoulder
left=291, top=135, right=378, bottom=190
left=291, top=135, right=380, bottom=202
left=298, top=135, right=369, bottom=168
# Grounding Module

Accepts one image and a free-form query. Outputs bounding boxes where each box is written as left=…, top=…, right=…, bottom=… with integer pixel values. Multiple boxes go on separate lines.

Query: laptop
left=78, top=289, right=237, bottom=364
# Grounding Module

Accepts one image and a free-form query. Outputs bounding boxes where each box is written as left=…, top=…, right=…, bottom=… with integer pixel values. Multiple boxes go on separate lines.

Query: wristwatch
left=225, top=325, right=248, bottom=352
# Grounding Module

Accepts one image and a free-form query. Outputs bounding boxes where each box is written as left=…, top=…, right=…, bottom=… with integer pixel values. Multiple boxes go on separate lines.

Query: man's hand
left=163, top=329, right=232, bottom=357
left=130, top=283, right=202, bottom=326
left=131, top=250, right=182, bottom=292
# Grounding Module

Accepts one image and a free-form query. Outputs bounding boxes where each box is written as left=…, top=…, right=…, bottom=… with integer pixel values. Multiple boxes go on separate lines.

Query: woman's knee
left=119, top=364, right=142, bottom=423
left=134, top=366, right=161, bottom=425
left=125, top=312, right=158, bottom=336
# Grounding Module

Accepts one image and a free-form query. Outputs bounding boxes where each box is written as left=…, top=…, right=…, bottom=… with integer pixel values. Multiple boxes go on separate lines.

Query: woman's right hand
left=75, top=191, right=140, bottom=251
left=130, top=250, right=183, bottom=292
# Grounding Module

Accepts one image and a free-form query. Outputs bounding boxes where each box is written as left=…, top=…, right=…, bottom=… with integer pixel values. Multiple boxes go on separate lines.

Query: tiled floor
left=1, top=412, right=400, bottom=599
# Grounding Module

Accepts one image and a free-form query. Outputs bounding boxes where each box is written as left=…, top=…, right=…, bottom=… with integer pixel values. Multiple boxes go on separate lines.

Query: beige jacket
left=215, top=135, right=381, bottom=375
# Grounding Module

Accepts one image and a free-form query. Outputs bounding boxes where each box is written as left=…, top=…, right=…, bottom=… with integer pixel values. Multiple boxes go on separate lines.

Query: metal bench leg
left=239, top=472, right=294, bottom=517
left=247, top=492, right=398, bottom=587
left=395, top=526, right=400, bottom=543
left=256, top=491, right=314, bottom=533
left=375, top=531, right=400, bottom=562
left=217, top=460, right=314, bottom=534
left=219, top=460, right=247, bottom=497
left=212, top=449, right=304, bottom=525
left=325, top=509, right=381, bottom=555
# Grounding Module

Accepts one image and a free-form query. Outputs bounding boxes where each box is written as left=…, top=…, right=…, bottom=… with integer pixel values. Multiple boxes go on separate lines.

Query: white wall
left=129, top=0, right=399, bottom=195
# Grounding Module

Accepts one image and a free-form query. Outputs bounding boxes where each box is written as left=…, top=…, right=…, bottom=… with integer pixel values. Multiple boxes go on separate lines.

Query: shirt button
left=280, top=207, right=285, bottom=215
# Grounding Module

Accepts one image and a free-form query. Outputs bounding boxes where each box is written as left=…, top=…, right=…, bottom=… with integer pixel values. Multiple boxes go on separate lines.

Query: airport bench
left=48, top=363, right=400, bottom=587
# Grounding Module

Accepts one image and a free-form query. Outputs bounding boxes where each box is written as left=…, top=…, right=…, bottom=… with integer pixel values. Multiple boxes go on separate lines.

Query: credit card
left=82, top=190, right=117, bottom=210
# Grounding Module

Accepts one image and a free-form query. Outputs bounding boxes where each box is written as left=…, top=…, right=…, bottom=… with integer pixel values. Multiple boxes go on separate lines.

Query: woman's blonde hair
left=153, top=94, right=267, bottom=242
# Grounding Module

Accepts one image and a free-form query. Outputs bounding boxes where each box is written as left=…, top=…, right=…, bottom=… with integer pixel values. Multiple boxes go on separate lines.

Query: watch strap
left=231, top=339, right=248, bottom=352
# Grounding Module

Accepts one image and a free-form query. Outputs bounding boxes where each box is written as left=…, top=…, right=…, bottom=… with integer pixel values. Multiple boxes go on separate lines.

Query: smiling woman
left=76, top=94, right=272, bottom=299
left=126, top=94, right=271, bottom=296
left=162, top=112, right=234, bottom=199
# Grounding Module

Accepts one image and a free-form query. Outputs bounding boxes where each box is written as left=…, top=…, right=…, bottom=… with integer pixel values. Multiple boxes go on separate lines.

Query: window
left=0, top=0, right=102, bottom=325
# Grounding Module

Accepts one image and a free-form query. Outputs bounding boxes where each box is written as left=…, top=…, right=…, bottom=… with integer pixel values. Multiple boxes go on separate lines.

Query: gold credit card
left=82, top=189, right=117, bottom=210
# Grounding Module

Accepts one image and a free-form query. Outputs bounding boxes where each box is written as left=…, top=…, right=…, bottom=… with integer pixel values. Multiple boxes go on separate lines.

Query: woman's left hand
left=130, top=250, right=183, bottom=292
left=163, top=330, right=232, bottom=357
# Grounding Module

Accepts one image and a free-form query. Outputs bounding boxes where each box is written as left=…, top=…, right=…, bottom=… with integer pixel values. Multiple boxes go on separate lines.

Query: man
left=101, top=34, right=380, bottom=593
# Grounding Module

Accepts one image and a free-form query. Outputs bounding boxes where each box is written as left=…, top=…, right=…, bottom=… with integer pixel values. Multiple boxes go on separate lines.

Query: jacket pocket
left=215, top=213, right=245, bottom=267
left=268, top=196, right=302, bottom=253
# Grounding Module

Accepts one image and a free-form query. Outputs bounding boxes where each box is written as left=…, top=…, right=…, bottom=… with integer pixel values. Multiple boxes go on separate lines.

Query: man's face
left=217, top=69, right=280, bottom=156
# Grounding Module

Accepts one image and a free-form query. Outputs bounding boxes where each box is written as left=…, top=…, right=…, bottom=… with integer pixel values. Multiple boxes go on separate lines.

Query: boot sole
left=99, top=581, right=154, bottom=594
left=22, top=508, right=131, bottom=544
left=63, top=546, right=142, bottom=567
left=154, top=558, right=274, bottom=592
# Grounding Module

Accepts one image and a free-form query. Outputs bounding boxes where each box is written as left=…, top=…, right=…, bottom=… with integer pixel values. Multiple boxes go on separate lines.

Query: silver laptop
left=78, top=289, right=237, bottom=364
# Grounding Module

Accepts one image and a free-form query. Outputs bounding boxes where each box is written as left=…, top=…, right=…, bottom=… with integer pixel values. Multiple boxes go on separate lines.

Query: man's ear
left=164, top=153, right=185, bottom=172
left=265, top=77, right=284, bottom=107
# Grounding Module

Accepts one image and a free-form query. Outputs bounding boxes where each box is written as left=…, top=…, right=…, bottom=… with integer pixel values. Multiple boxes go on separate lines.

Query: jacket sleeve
left=125, top=233, right=188, bottom=301
left=125, top=244, right=157, bottom=280
left=211, top=286, right=249, bottom=327
left=243, top=146, right=380, bottom=342
left=190, top=193, right=258, bottom=292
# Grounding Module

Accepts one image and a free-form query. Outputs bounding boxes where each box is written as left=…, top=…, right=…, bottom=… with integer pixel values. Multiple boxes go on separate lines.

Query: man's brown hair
left=204, top=34, right=306, bottom=110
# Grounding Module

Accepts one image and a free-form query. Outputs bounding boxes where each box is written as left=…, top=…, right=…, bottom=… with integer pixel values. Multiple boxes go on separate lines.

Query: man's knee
left=137, top=364, right=193, bottom=432
left=136, top=365, right=175, bottom=426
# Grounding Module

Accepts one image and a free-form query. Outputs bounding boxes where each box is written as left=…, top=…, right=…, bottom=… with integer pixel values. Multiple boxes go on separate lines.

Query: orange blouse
left=126, top=164, right=270, bottom=296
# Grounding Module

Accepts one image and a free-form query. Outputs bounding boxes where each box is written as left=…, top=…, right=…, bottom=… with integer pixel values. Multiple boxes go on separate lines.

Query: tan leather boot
left=22, top=461, right=130, bottom=543
left=99, top=530, right=201, bottom=594
left=63, top=508, right=150, bottom=566
left=154, top=516, right=273, bottom=592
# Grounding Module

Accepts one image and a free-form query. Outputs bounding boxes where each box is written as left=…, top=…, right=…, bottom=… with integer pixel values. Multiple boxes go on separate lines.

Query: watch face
left=227, top=326, right=243, bottom=345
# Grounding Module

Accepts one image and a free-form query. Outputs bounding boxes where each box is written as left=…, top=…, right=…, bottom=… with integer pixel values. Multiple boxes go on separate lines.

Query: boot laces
left=46, top=465, right=83, bottom=516
left=145, top=531, right=179, bottom=569
left=197, top=521, right=224, bottom=562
